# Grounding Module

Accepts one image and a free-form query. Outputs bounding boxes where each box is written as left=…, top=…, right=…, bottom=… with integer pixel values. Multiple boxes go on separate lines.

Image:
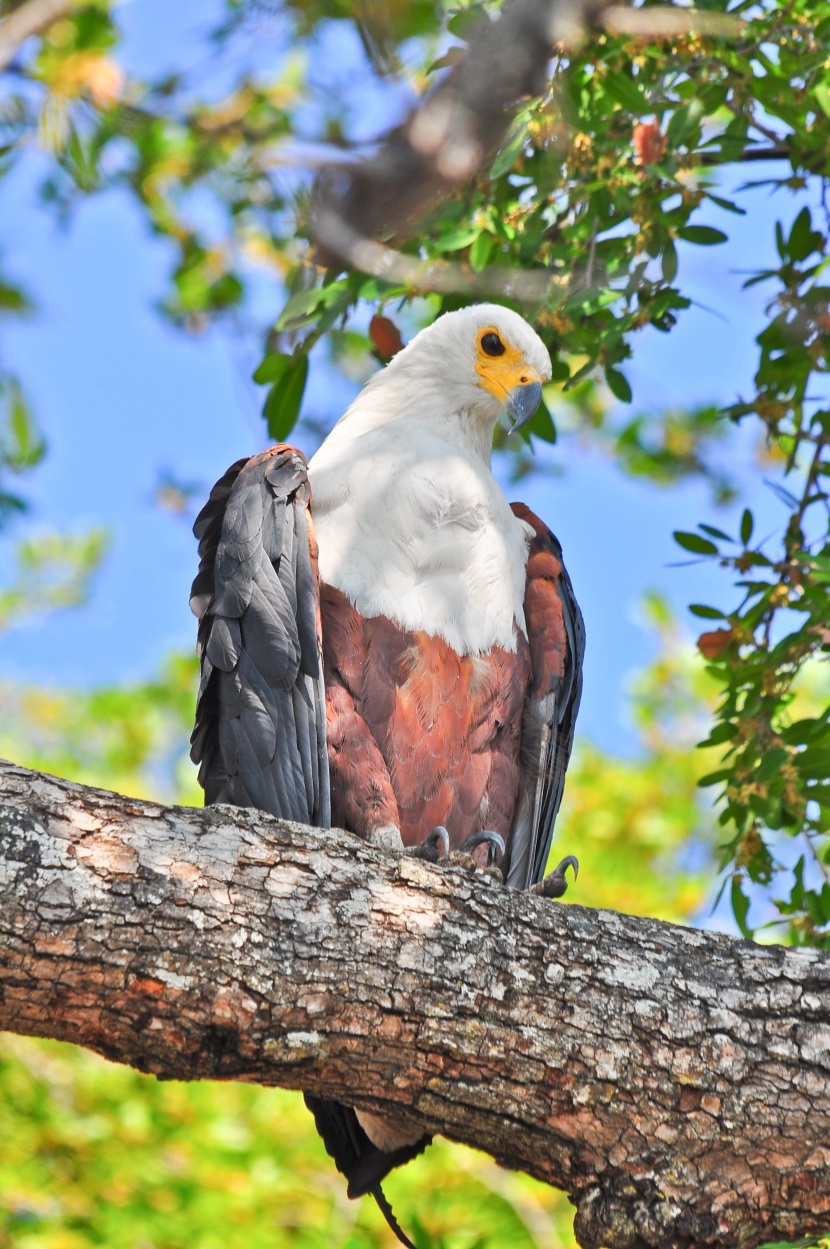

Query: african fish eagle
left=190, top=303, right=585, bottom=1244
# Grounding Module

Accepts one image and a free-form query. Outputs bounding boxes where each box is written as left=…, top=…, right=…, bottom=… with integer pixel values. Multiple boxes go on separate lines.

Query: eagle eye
left=481, top=332, right=505, bottom=357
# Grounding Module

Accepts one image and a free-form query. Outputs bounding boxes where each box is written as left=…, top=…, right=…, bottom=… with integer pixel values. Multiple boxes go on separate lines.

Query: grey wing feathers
left=190, top=446, right=330, bottom=828
left=529, top=554, right=584, bottom=887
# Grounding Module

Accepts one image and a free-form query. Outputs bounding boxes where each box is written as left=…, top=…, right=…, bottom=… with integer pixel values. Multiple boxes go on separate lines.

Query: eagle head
left=388, top=303, right=552, bottom=434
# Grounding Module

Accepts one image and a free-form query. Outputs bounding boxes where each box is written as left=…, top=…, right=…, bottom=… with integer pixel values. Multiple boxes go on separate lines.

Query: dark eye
left=481, top=332, right=505, bottom=357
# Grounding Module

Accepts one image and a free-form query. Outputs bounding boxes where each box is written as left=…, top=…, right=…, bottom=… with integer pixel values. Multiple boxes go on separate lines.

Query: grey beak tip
left=507, top=381, right=543, bottom=434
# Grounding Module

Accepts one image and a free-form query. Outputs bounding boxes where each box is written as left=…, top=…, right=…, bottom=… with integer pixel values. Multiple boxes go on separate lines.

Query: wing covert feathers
left=506, top=503, right=585, bottom=890
left=190, top=446, right=330, bottom=828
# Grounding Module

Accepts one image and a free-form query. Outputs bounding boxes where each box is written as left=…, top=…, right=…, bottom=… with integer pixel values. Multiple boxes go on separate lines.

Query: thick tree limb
left=311, top=0, right=746, bottom=271
left=1, top=756, right=830, bottom=1249
left=312, top=0, right=598, bottom=262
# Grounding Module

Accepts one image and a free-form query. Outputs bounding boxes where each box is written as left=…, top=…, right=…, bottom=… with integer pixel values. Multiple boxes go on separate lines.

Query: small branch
left=601, top=5, right=742, bottom=39
left=0, top=0, right=80, bottom=72
left=2, top=757, right=830, bottom=1249
left=313, top=209, right=563, bottom=301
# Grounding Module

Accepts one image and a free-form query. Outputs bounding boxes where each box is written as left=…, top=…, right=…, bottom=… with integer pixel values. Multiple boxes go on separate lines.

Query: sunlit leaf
left=263, top=355, right=308, bottom=441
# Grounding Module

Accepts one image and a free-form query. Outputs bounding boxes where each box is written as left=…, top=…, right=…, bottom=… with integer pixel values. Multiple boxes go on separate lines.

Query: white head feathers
left=350, top=303, right=552, bottom=442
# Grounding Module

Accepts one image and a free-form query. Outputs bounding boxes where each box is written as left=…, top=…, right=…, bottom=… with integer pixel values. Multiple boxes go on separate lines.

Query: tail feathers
left=371, top=1182, right=418, bottom=1249
left=303, top=1094, right=431, bottom=1244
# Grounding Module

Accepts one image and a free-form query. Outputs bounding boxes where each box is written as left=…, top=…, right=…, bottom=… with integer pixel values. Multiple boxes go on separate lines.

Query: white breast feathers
left=308, top=406, right=532, bottom=657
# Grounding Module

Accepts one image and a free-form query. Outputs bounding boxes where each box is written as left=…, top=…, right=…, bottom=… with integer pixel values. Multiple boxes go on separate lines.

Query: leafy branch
left=677, top=205, right=830, bottom=943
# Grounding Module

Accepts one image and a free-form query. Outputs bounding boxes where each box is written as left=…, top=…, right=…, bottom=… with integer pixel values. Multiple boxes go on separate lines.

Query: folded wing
left=505, top=504, right=585, bottom=890
left=189, top=446, right=330, bottom=828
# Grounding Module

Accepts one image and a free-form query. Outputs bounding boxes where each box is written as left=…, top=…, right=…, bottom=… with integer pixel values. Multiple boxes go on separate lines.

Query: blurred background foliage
left=1, top=0, right=829, bottom=1245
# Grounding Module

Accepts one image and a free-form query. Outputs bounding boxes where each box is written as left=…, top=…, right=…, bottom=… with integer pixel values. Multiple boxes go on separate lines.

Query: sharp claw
left=554, top=854, right=579, bottom=882
left=457, top=829, right=506, bottom=866
left=530, top=854, right=579, bottom=899
left=408, top=825, right=450, bottom=863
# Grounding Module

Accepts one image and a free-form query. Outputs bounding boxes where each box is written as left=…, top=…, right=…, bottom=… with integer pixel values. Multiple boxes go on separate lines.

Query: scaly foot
left=529, top=854, right=579, bottom=899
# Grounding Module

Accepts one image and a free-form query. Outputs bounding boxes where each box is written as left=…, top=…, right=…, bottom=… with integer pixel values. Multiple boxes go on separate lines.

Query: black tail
left=370, top=1181, right=418, bottom=1249
left=303, top=1095, right=430, bottom=1246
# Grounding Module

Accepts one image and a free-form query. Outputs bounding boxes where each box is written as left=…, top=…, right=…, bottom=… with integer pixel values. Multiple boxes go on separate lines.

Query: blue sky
left=0, top=0, right=815, bottom=760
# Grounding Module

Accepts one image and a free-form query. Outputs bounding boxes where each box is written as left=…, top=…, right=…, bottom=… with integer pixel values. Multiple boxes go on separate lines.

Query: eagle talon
left=448, top=828, right=506, bottom=873
left=459, top=828, right=505, bottom=867
left=530, top=854, right=579, bottom=899
left=407, top=825, right=450, bottom=863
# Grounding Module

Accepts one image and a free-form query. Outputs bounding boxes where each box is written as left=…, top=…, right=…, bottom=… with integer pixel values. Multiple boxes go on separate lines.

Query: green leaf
left=253, top=353, right=292, bottom=386
left=731, top=876, right=753, bottom=939
left=275, top=288, right=326, bottom=331
left=661, top=240, right=678, bottom=284
left=756, top=748, right=788, bottom=780
left=276, top=281, right=348, bottom=332
left=815, top=79, right=830, bottom=121
left=469, top=231, right=494, bottom=272
left=782, top=718, right=828, bottom=746
left=698, top=768, right=731, bottom=786
left=0, top=280, right=32, bottom=313
left=699, top=721, right=737, bottom=746
left=603, top=70, right=649, bottom=115
left=775, top=220, right=786, bottom=261
left=263, top=355, right=308, bottom=441
left=433, top=226, right=480, bottom=253
left=673, top=531, right=719, bottom=556
left=665, top=98, right=705, bottom=149
left=740, top=508, right=754, bottom=544
left=676, top=226, right=728, bottom=246
left=796, top=747, right=830, bottom=780
left=605, top=367, right=632, bottom=403
left=490, top=124, right=528, bottom=178
left=689, top=603, right=725, bottom=619
left=523, top=397, right=557, bottom=445
left=2, top=382, right=45, bottom=471
left=0, top=491, right=26, bottom=518
left=699, top=523, right=732, bottom=541
left=787, top=206, right=816, bottom=262
left=704, top=193, right=746, bottom=216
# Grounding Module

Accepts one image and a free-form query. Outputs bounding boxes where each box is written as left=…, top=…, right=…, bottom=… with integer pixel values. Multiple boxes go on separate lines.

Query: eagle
left=189, top=303, right=585, bottom=1245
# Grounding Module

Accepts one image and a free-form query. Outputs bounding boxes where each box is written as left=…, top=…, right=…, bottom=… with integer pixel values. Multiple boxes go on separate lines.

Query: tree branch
left=0, top=0, right=80, bottom=73
left=311, top=0, right=747, bottom=270
left=312, top=0, right=600, bottom=263
left=1, top=756, right=830, bottom=1249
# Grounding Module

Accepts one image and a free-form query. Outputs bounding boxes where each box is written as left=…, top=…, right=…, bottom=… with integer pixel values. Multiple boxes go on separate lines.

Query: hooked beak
left=506, top=381, right=543, bottom=433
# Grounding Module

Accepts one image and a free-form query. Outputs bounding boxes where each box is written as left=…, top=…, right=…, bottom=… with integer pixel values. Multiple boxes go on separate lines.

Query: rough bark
left=1, top=756, right=829, bottom=1249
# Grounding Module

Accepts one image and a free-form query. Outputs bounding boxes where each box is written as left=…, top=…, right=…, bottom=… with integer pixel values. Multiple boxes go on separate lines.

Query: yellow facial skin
left=474, top=326, right=546, bottom=401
